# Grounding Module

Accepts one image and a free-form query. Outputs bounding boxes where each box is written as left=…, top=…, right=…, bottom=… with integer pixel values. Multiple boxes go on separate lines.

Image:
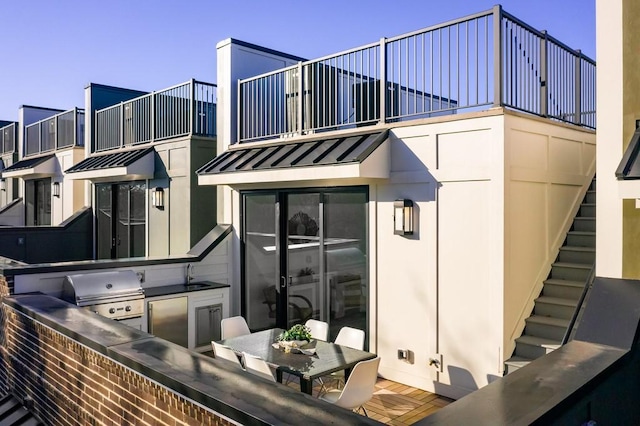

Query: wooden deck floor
left=285, top=375, right=455, bottom=425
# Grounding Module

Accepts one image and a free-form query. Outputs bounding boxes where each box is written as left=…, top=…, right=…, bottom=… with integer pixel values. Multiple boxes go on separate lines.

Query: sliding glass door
left=96, top=181, right=146, bottom=259
left=242, top=187, right=368, bottom=342
left=25, top=178, right=51, bottom=226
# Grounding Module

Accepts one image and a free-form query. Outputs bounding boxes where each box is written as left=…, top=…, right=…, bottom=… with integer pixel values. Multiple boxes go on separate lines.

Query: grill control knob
left=125, top=306, right=132, bottom=312
left=109, top=308, right=116, bottom=314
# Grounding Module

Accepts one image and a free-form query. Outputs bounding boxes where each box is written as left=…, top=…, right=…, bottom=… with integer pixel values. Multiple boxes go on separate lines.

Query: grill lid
left=62, top=270, right=143, bottom=305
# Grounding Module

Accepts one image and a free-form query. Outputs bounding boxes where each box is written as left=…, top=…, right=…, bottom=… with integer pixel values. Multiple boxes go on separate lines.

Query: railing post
left=190, top=79, right=196, bottom=136
left=54, top=115, right=59, bottom=150
left=492, top=4, right=503, bottom=107
left=297, top=61, right=303, bottom=135
left=120, top=102, right=125, bottom=149
left=540, top=31, right=548, bottom=117
left=237, top=78, right=242, bottom=143
left=379, top=38, right=386, bottom=123
left=73, top=107, right=77, bottom=147
left=574, top=49, right=582, bottom=125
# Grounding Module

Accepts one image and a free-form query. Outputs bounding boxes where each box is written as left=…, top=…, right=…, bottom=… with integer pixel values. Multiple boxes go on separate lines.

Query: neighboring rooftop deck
left=0, top=122, right=17, bottom=155
left=94, top=79, right=217, bottom=153
left=238, top=5, right=595, bottom=143
left=23, top=108, right=84, bottom=157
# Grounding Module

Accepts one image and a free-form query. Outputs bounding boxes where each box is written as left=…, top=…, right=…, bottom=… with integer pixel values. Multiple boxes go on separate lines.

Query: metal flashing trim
left=616, top=127, right=640, bottom=180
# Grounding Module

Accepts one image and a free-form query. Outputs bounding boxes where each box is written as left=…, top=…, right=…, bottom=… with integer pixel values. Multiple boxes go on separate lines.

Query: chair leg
left=355, top=406, right=369, bottom=417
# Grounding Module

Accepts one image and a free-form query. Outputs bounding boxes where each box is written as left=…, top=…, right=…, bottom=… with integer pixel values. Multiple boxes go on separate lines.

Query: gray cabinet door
left=196, top=304, right=222, bottom=347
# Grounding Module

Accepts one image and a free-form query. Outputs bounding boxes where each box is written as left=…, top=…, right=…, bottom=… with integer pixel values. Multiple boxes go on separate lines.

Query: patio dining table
left=219, top=328, right=376, bottom=394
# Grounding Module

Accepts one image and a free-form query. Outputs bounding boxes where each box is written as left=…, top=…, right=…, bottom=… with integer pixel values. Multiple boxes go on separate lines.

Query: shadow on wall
left=433, top=366, right=478, bottom=398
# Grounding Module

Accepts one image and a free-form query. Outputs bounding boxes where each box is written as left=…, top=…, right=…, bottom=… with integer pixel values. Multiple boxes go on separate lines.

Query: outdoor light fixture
left=394, top=199, right=414, bottom=235
left=152, top=187, right=164, bottom=209
left=0, top=179, right=5, bottom=192
left=52, top=182, right=60, bottom=197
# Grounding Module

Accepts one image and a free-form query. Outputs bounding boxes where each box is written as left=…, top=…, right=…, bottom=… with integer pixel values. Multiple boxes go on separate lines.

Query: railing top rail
left=501, top=9, right=595, bottom=64
left=96, top=79, right=217, bottom=114
left=24, top=108, right=85, bottom=130
left=386, top=8, right=495, bottom=44
left=238, top=63, right=300, bottom=84
left=0, top=122, right=17, bottom=132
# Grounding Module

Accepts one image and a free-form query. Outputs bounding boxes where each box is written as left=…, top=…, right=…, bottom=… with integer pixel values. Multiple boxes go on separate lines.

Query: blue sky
left=0, top=0, right=595, bottom=121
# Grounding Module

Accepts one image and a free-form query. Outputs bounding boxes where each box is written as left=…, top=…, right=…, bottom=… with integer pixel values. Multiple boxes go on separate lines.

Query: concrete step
left=504, top=355, right=533, bottom=375
left=558, top=246, right=595, bottom=264
left=542, top=278, right=586, bottom=299
left=514, top=335, right=561, bottom=359
left=579, top=203, right=596, bottom=218
left=566, top=231, right=595, bottom=248
left=534, top=296, right=578, bottom=319
left=524, top=315, right=571, bottom=340
left=585, top=190, right=596, bottom=204
left=573, top=217, right=596, bottom=232
left=550, top=262, right=592, bottom=281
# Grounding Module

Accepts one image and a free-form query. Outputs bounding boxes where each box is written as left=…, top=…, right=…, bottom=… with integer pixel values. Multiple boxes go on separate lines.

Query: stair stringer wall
left=502, top=113, right=596, bottom=363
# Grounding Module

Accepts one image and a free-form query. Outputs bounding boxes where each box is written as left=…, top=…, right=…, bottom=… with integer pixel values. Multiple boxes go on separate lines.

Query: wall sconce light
left=0, top=179, right=5, bottom=192
left=152, top=187, right=164, bottom=209
left=52, top=182, right=60, bottom=197
left=394, top=199, right=414, bottom=235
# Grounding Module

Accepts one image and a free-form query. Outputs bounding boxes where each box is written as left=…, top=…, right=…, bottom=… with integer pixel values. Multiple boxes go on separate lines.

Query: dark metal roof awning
left=197, top=130, right=389, bottom=186
left=65, top=147, right=155, bottom=182
left=1, top=154, right=56, bottom=179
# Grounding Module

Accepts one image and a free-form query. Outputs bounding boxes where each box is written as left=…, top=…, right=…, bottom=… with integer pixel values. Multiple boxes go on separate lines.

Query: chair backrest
left=334, top=326, right=365, bottom=350
left=221, top=316, right=251, bottom=339
left=305, top=319, right=329, bottom=341
left=333, top=357, right=380, bottom=410
left=211, top=341, right=243, bottom=368
left=242, top=352, right=276, bottom=382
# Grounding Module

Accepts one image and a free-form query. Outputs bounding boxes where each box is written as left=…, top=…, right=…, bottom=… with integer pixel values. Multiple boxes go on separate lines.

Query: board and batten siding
left=374, top=111, right=594, bottom=399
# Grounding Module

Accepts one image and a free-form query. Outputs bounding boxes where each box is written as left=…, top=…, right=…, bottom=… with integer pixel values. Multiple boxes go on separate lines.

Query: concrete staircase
left=505, top=179, right=595, bottom=374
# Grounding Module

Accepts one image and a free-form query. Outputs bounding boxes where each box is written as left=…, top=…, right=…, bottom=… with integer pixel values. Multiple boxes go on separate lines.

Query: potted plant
left=277, top=324, right=312, bottom=352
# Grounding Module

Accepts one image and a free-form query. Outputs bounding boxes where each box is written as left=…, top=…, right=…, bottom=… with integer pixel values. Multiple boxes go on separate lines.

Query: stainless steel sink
left=185, top=282, right=212, bottom=291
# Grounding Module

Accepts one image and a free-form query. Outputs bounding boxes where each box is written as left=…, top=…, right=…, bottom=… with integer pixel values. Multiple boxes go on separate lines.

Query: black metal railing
left=238, top=5, right=595, bottom=142
left=24, top=109, right=84, bottom=157
left=95, top=79, right=217, bottom=152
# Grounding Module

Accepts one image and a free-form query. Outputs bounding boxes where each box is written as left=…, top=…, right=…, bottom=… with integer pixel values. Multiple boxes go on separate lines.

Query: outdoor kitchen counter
left=143, top=281, right=230, bottom=298
left=3, top=293, right=378, bottom=425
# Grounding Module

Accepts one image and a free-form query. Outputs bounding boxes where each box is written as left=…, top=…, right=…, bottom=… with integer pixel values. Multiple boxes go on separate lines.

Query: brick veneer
left=0, top=293, right=234, bottom=425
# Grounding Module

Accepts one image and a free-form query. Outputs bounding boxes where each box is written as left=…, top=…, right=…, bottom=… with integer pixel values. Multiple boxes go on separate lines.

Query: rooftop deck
left=23, top=108, right=84, bottom=156
left=0, top=122, right=16, bottom=155
left=238, top=5, right=595, bottom=143
left=94, top=79, right=217, bottom=152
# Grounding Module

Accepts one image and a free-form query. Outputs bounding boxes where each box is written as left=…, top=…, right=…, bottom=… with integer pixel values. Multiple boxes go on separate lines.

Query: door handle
left=280, top=276, right=287, bottom=289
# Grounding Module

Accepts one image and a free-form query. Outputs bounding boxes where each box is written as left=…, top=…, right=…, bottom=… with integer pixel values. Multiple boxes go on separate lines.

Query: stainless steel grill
left=62, top=270, right=144, bottom=320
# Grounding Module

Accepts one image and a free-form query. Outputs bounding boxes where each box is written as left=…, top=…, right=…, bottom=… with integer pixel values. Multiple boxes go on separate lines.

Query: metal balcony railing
left=24, top=108, right=85, bottom=157
left=0, top=122, right=17, bottom=155
left=94, top=79, right=217, bottom=152
left=238, top=5, right=596, bottom=143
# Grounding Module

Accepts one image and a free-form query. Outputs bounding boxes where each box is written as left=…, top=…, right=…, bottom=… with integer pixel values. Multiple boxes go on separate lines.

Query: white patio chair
left=242, top=352, right=276, bottom=382
left=319, top=356, right=380, bottom=417
left=221, top=316, right=251, bottom=339
left=305, top=319, right=329, bottom=341
left=334, top=326, right=365, bottom=350
left=211, top=341, right=243, bottom=369
left=319, top=326, right=366, bottom=393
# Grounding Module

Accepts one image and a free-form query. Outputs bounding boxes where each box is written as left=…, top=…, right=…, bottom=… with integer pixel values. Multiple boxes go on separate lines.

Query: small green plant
left=278, top=324, right=312, bottom=342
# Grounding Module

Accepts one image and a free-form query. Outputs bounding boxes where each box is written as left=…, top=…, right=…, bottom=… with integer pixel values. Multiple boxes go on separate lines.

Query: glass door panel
left=324, top=191, right=368, bottom=342
left=286, top=193, right=321, bottom=326
left=96, top=184, right=113, bottom=259
left=116, top=184, right=130, bottom=258
left=244, top=193, right=278, bottom=330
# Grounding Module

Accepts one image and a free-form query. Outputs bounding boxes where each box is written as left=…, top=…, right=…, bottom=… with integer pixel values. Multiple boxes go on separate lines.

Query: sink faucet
left=186, top=263, right=194, bottom=285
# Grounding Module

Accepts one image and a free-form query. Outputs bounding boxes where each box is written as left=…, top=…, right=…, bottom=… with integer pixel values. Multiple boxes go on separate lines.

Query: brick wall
left=0, top=300, right=235, bottom=426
